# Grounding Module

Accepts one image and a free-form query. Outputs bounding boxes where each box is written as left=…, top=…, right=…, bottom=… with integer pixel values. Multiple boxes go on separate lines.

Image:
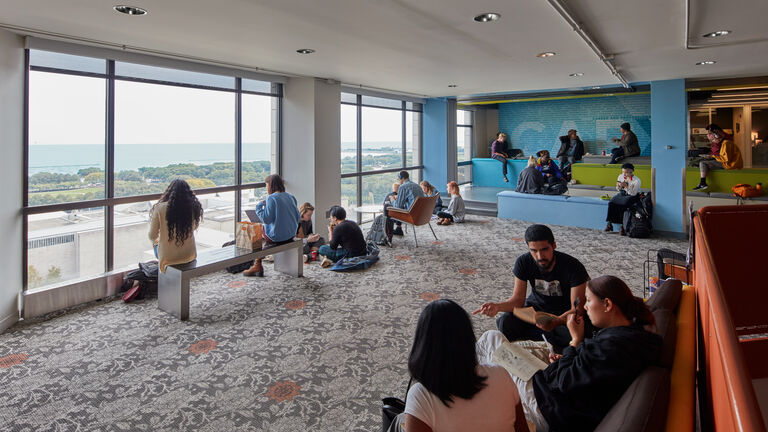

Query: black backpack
left=623, top=193, right=653, bottom=238
left=120, top=260, right=159, bottom=300
left=367, top=214, right=391, bottom=247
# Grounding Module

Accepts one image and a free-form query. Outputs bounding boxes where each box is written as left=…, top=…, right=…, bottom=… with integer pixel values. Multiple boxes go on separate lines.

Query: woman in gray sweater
left=436, top=181, right=466, bottom=225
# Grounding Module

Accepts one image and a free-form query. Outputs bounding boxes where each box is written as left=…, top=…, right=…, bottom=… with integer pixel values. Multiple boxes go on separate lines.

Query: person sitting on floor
left=604, top=163, right=642, bottom=236
left=692, top=123, right=743, bottom=191
left=419, top=180, right=443, bottom=214
left=515, top=156, right=546, bottom=194
left=388, top=299, right=529, bottom=432
left=148, top=179, right=203, bottom=272
left=386, top=170, right=424, bottom=241
left=608, top=122, right=640, bottom=164
left=244, top=174, right=300, bottom=277
left=535, top=150, right=568, bottom=195
left=473, top=224, right=591, bottom=353
left=556, top=129, right=584, bottom=175
left=296, top=202, right=325, bottom=261
left=476, top=275, right=661, bottom=432
left=318, top=205, right=367, bottom=263
left=436, top=181, right=466, bottom=225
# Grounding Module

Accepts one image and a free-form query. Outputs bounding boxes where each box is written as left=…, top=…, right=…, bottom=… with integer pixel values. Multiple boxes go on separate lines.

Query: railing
left=694, top=205, right=768, bottom=432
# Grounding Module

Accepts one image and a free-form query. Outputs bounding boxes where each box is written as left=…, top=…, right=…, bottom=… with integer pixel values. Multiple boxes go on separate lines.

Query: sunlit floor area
left=0, top=216, right=686, bottom=431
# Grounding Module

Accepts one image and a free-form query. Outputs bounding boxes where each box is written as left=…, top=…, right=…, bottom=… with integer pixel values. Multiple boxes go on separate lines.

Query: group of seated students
left=514, top=154, right=568, bottom=196
left=383, top=171, right=466, bottom=242
left=149, top=174, right=370, bottom=276
left=392, top=224, right=661, bottom=432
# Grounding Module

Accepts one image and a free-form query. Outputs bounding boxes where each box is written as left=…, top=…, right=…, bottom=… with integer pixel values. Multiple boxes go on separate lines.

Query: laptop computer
left=244, top=209, right=262, bottom=223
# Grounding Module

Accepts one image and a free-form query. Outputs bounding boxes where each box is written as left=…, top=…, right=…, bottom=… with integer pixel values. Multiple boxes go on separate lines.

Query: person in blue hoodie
left=243, top=174, right=300, bottom=277
left=536, top=150, right=568, bottom=195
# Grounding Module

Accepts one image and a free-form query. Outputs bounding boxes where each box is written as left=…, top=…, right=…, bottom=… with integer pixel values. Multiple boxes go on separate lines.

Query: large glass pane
left=242, top=79, right=273, bottom=94
left=457, top=126, right=472, bottom=162
left=113, top=192, right=236, bottom=270
left=751, top=105, right=768, bottom=167
left=115, top=62, right=235, bottom=89
left=28, top=71, right=106, bottom=206
left=30, top=50, right=106, bottom=74
left=114, top=80, right=235, bottom=197
left=362, top=107, right=402, bottom=172
left=341, top=178, right=359, bottom=221
left=27, top=208, right=105, bottom=290
left=341, top=104, right=358, bottom=174
left=457, top=109, right=473, bottom=126
left=243, top=93, right=275, bottom=181
left=240, top=188, right=269, bottom=221
left=406, top=111, right=421, bottom=167
left=341, top=93, right=357, bottom=104
left=361, top=95, right=402, bottom=109
left=458, top=165, right=472, bottom=184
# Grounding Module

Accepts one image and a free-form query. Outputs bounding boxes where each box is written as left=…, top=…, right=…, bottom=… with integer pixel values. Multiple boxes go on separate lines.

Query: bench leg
left=158, top=267, right=190, bottom=321
left=274, top=245, right=303, bottom=277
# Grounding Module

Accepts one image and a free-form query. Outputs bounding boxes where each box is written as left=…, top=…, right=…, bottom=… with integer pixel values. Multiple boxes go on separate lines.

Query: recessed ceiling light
left=536, top=52, right=556, bottom=58
left=448, top=84, right=458, bottom=88
left=296, top=49, right=315, bottom=54
left=703, top=30, right=731, bottom=38
left=696, top=60, right=716, bottom=65
left=570, top=73, right=584, bottom=77
left=113, top=5, right=147, bottom=15
left=474, top=13, right=501, bottom=23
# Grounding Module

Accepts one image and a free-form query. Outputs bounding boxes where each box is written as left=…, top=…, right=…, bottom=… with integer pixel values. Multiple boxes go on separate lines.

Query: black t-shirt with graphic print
left=513, top=250, right=590, bottom=315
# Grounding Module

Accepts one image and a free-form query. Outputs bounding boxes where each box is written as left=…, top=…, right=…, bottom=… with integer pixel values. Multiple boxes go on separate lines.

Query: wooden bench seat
left=158, top=240, right=303, bottom=320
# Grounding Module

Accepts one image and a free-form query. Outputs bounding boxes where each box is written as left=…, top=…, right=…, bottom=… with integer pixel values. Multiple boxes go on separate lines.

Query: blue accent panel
left=472, top=158, right=529, bottom=187
left=423, top=98, right=448, bottom=188
left=651, top=80, right=687, bottom=233
left=497, top=191, right=609, bottom=230
left=497, top=94, right=651, bottom=158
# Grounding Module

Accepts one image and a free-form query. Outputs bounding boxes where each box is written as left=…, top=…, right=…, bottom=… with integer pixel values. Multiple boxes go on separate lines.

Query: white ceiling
left=1, top=0, right=767, bottom=97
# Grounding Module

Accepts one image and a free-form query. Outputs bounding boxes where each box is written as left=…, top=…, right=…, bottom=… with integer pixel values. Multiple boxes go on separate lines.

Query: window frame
left=23, top=49, right=282, bottom=291
left=456, top=108, right=474, bottom=185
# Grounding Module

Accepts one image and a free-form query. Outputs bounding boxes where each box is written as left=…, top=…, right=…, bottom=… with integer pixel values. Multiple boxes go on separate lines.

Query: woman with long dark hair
left=477, top=275, right=661, bottom=431
left=148, top=179, right=203, bottom=272
left=398, top=299, right=528, bottom=432
left=243, top=174, right=300, bottom=277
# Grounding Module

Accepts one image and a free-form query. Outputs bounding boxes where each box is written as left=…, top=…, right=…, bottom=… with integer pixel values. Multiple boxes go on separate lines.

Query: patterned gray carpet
left=0, top=216, right=686, bottom=431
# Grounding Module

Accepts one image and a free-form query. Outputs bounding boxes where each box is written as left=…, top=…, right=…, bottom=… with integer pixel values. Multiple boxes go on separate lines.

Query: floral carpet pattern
left=0, top=216, right=686, bottom=431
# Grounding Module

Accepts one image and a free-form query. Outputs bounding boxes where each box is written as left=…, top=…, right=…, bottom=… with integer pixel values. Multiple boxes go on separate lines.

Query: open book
left=492, top=341, right=548, bottom=381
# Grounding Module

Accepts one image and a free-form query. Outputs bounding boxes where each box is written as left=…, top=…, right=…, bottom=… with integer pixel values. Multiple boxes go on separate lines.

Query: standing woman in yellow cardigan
left=148, top=179, right=203, bottom=272
left=693, top=123, right=743, bottom=191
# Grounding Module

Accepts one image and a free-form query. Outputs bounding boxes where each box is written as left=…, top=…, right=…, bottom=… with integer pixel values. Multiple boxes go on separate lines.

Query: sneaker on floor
left=604, top=222, right=613, bottom=232
left=303, top=254, right=309, bottom=263
left=692, top=183, right=708, bottom=191
left=320, top=257, right=333, bottom=268
left=392, top=227, right=404, bottom=236
left=503, top=176, right=509, bottom=182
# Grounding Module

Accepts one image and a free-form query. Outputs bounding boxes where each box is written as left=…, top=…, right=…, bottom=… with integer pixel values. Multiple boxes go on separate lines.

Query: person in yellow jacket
left=693, top=124, right=743, bottom=191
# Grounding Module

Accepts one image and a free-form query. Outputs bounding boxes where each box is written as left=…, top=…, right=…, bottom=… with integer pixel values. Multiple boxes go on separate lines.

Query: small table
left=353, top=204, right=385, bottom=219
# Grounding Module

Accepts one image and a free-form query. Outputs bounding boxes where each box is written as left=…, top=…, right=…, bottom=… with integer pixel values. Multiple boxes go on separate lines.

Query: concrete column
left=423, top=98, right=457, bottom=190
left=651, top=79, right=687, bottom=234
left=282, top=77, right=341, bottom=222
left=0, top=29, right=23, bottom=332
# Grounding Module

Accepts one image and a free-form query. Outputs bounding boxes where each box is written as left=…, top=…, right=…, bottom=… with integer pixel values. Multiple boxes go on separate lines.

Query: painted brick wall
left=497, top=93, right=651, bottom=158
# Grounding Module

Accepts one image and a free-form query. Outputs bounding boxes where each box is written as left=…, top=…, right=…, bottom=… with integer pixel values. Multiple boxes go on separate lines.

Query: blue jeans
left=318, top=245, right=348, bottom=262
left=609, top=147, right=625, bottom=164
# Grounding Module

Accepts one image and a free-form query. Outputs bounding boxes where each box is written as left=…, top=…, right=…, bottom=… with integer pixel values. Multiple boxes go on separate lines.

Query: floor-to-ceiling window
left=25, top=49, right=281, bottom=290
left=340, top=93, right=422, bottom=222
left=457, top=109, right=473, bottom=185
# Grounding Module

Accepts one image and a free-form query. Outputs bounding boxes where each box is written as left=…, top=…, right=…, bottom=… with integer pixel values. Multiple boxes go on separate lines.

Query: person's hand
left=567, top=312, right=584, bottom=347
left=549, top=353, right=563, bottom=363
left=307, top=233, right=320, bottom=243
left=327, top=225, right=334, bottom=237
left=472, top=302, right=500, bottom=317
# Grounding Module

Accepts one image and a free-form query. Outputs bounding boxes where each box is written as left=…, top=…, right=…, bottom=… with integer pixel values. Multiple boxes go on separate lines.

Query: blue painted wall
left=651, top=80, right=687, bottom=234
left=423, top=98, right=449, bottom=188
left=497, top=93, right=651, bottom=157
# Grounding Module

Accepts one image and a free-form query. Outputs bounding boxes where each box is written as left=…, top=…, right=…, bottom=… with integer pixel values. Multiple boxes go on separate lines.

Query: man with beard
left=473, top=224, right=590, bottom=352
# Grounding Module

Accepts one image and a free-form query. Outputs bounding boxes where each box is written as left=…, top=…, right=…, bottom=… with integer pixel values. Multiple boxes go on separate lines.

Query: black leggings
left=436, top=211, right=454, bottom=221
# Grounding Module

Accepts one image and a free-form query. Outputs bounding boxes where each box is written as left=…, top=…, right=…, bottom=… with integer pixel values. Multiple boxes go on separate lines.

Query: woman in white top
left=148, top=179, right=203, bottom=272
left=436, top=181, right=466, bottom=225
left=391, top=299, right=528, bottom=432
left=604, top=163, right=642, bottom=236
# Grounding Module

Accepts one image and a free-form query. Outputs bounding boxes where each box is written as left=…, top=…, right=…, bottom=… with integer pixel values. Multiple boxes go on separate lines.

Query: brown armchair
left=387, top=194, right=439, bottom=247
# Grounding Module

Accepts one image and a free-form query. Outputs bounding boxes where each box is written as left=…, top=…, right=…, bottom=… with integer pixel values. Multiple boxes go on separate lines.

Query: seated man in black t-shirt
left=317, top=205, right=368, bottom=263
left=473, top=224, right=591, bottom=352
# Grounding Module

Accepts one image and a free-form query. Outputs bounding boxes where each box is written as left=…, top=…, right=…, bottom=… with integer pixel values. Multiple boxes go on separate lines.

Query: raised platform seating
left=582, top=154, right=652, bottom=165
left=571, top=163, right=653, bottom=188
left=472, top=158, right=530, bottom=188
left=497, top=191, right=608, bottom=230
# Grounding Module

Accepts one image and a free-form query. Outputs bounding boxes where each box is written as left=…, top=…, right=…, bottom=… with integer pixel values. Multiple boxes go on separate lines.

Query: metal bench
left=158, top=240, right=303, bottom=320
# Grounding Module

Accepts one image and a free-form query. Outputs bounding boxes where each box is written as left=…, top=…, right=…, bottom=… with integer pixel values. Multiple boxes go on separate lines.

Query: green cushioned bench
left=572, top=163, right=768, bottom=194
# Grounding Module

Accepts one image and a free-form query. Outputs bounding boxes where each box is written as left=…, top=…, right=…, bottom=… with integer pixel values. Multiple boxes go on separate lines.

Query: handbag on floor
left=381, top=377, right=412, bottom=432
